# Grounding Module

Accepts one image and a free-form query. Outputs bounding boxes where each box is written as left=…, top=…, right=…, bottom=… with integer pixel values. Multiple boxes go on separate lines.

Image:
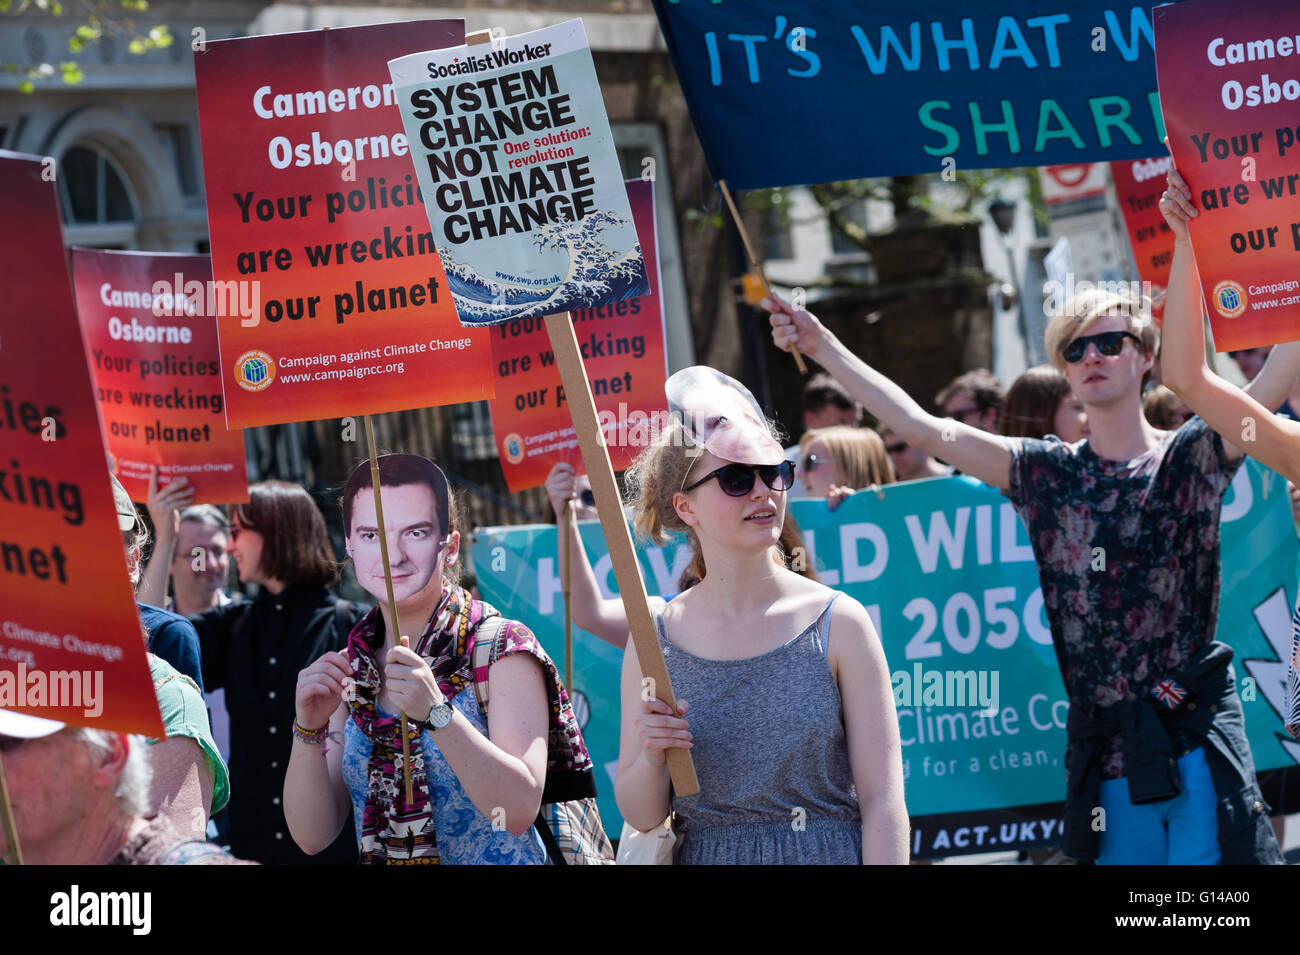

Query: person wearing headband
left=614, top=368, right=908, bottom=864
left=286, top=454, right=603, bottom=864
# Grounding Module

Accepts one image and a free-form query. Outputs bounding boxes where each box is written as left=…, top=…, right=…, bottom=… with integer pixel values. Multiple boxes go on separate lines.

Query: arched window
left=58, top=144, right=139, bottom=247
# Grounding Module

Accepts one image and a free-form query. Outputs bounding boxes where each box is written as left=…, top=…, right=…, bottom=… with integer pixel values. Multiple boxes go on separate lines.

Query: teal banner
left=470, top=462, right=1299, bottom=854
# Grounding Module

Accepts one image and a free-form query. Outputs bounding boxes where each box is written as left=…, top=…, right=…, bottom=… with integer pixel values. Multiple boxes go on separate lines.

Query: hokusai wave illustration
left=440, top=210, right=647, bottom=325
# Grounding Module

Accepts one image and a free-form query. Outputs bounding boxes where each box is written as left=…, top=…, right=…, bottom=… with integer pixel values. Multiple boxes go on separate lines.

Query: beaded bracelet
left=292, top=720, right=329, bottom=745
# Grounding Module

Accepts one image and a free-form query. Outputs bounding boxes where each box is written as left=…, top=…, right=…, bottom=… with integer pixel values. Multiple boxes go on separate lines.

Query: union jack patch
left=1151, top=679, right=1187, bottom=710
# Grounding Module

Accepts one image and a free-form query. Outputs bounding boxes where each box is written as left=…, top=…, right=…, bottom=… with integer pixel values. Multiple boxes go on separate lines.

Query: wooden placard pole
left=717, top=179, right=808, bottom=375
left=363, top=415, right=414, bottom=803
left=0, top=751, right=23, bottom=865
left=465, top=26, right=696, bottom=794
left=561, top=499, right=573, bottom=694
left=544, top=311, right=700, bottom=796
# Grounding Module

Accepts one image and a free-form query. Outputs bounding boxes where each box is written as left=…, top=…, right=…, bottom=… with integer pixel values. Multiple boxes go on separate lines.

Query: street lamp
left=988, top=196, right=1034, bottom=364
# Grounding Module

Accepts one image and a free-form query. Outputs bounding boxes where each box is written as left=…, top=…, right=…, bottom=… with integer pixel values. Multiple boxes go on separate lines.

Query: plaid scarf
left=345, top=586, right=491, bottom=865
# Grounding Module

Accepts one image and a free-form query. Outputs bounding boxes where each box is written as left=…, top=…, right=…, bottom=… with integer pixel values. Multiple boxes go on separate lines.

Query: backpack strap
left=332, top=599, right=353, bottom=647
left=533, top=807, right=568, bottom=866
left=466, top=615, right=574, bottom=865
left=467, top=614, right=508, bottom=719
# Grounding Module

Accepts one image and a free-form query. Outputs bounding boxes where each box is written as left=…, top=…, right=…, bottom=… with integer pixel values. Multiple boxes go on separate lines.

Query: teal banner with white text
left=471, top=461, right=1299, bottom=854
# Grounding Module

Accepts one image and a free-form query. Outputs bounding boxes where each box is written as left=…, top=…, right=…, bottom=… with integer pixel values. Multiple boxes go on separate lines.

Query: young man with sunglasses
left=765, top=291, right=1300, bottom=865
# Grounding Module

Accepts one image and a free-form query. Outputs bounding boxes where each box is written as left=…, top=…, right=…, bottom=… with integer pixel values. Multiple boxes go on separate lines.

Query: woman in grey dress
left=614, top=368, right=908, bottom=864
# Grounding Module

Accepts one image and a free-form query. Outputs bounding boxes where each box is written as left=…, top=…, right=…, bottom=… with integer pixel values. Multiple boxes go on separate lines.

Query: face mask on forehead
left=666, top=366, right=785, bottom=466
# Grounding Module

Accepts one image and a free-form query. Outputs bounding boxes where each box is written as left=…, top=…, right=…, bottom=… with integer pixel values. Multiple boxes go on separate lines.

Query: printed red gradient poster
left=193, top=20, right=494, bottom=428
left=1156, top=0, right=1300, bottom=350
left=0, top=152, right=162, bottom=737
left=71, top=249, right=249, bottom=505
left=1111, top=157, right=1176, bottom=326
left=488, top=179, right=668, bottom=492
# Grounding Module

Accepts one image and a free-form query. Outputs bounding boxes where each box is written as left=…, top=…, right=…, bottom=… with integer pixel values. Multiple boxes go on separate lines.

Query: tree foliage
left=1, top=0, right=171, bottom=93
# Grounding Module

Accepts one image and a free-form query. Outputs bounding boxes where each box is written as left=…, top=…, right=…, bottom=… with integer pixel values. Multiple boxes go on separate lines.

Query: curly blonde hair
left=625, top=418, right=812, bottom=586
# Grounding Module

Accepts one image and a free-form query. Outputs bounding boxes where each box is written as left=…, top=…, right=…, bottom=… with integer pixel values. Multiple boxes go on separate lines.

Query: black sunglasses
left=578, top=488, right=596, bottom=508
left=885, top=442, right=908, bottom=455
left=1228, top=347, right=1267, bottom=359
left=0, top=735, right=28, bottom=753
left=1061, top=330, right=1140, bottom=364
left=801, top=453, right=827, bottom=473
left=683, top=460, right=796, bottom=497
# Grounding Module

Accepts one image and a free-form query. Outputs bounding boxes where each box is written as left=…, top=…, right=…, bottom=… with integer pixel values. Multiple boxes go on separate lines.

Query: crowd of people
left=3, top=164, right=1299, bottom=867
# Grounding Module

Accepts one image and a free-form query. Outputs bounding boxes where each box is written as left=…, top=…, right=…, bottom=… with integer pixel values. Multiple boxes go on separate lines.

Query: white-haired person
left=0, top=710, right=247, bottom=864
left=614, top=367, right=908, bottom=864
left=764, top=277, right=1300, bottom=865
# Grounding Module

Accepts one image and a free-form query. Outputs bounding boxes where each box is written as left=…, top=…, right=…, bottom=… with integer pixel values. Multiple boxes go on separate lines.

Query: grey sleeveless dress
left=656, top=593, right=864, bottom=864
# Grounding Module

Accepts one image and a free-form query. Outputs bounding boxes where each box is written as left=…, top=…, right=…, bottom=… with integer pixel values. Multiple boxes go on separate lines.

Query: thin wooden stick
left=544, top=311, right=699, bottom=794
left=562, top=499, right=573, bottom=695
left=718, top=178, right=808, bottom=374
left=363, top=415, right=413, bottom=804
left=0, top=751, right=23, bottom=865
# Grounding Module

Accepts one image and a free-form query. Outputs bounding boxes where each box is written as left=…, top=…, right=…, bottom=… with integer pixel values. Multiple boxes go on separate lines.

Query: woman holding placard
left=1158, top=166, right=1300, bottom=744
left=614, top=367, right=908, bottom=864
left=544, top=461, right=819, bottom=649
left=285, top=455, right=608, bottom=865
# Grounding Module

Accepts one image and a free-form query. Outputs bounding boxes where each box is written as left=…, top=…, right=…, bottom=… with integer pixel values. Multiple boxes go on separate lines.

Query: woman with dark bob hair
left=188, top=480, right=366, bottom=865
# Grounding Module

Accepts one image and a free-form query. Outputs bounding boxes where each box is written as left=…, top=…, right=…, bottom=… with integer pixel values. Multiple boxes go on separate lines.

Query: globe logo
left=1211, top=280, right=1247, bottom=319
left=233, top=350, right=276, bottom=392
left=503, top=433, right=525, bottom=464
left=243, top=357, right=268, bottom=383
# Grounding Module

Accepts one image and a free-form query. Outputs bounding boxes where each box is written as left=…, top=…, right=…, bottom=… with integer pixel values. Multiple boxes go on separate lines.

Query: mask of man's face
left=668, top=367, right=784, bottom=465
left=347, top=483, right=444, bottom=605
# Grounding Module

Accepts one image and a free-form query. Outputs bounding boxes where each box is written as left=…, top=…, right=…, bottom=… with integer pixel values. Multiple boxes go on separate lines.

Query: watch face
left=428, top=703, right=453, bottom=730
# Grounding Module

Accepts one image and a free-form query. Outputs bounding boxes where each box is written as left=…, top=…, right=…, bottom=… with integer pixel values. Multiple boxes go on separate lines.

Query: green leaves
left=3, top=2, right=172, bottom=93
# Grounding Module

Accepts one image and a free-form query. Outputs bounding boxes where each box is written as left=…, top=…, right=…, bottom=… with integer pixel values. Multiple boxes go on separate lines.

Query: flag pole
left=717, top=178, right=808, bottom=374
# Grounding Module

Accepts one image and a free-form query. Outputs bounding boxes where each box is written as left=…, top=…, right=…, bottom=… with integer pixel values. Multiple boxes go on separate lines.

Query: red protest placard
left=71, top=250, right=249, bottom=505
left=1111, top=157, right=1176, bottom=326
left=1156, top=0, right=1300, bottom=350
left=193, top=20, right=494, bottom=429
left=0, top=152, right=162, bottom=737
left=487, top=179, right=668, bottom=492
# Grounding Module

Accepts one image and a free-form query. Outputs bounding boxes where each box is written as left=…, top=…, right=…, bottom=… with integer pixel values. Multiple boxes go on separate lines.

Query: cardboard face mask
left=344, top=454, right=451, bottom=606
left=665, top=366, right=784, bottom=466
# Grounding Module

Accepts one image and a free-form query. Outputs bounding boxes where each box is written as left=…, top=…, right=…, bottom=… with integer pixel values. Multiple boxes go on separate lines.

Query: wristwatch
left=420, top=701, right=454, bottom=732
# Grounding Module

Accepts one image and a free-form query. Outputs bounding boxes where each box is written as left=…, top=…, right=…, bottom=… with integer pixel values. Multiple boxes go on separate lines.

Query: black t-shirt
left=191, top=583, right=368, bottom=865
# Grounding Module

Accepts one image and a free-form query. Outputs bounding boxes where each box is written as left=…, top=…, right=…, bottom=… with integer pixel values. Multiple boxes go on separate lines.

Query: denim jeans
left=1096, top=747, right=1220, bottom=865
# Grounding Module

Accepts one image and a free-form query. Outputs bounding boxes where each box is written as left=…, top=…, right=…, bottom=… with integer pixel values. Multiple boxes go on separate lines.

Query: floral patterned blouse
left=1006, top=418, right=1242, bottom=779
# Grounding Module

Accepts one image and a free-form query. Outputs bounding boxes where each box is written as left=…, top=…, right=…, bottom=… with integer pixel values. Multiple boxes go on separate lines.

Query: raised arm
left=136, top=468, right=194, bottom=607
left=545, top=463, right=630, bottom=648
left=764, top=296, right=1014, bottom=489
left=1158, top=170, right=1300, bottom=481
